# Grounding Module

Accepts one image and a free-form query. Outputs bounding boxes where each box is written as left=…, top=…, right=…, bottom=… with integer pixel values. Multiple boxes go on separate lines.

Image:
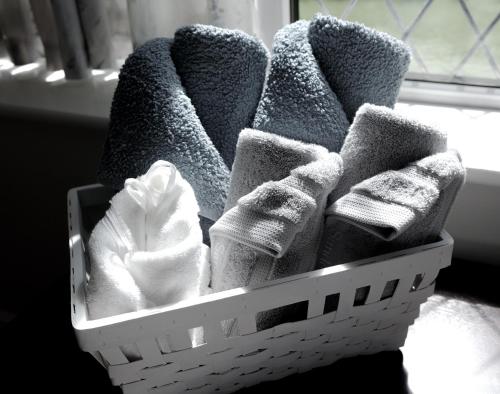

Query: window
left=293, top=0, right=500, bottom=88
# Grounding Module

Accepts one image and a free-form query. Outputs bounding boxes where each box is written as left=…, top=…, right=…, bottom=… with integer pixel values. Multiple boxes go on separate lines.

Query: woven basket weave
left=68, top=185, right=453, bottom=394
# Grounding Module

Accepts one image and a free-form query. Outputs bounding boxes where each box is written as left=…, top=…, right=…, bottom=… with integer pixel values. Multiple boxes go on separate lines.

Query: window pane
left=298, top=0, right=500, bottom=87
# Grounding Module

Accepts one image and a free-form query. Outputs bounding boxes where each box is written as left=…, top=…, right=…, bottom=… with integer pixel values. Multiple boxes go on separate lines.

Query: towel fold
left=318, top=104, right=448, bottom=268
left=309, top=14, right=411, bottom=122
left=210, top=129, right=343, bottom=332
left=330, top=103, right=448, bottom=201
left=252, top=20, right=349, bottom=152
left=87, top=160, right=209, bottom=320
left=97, top=37, right=230, bottom=221
left=172, top=24, right=268, bottom=167
left=253, top=14, right=410, bottom=151
left=328, top=150, right=466, bottom=241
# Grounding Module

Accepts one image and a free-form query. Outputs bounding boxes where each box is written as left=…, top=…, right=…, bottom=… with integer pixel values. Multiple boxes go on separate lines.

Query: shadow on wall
left=0, top=106, right=106, bottom=315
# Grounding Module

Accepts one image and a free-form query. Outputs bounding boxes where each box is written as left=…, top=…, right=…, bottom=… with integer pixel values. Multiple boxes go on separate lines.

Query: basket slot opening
left=101, top=343, right=142, bottom=365
left=354, top=286, right=370, bottom=306
left=323, top=293, right=340, bottom=314
left=188, top=326, right=206, bottom=348
left=156, top=336, right=170, bottom=354
left=221, top=318, right=239, bottom=338
left=381, top=279, right=399, bottom=300
left=410, top=273, right=424, bottom=292
left=256, top=301, right=308, bottom=331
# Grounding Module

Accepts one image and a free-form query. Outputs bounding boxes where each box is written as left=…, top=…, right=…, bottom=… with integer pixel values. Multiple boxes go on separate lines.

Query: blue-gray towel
left=98, top=26, right=268, bottom=221
left=253, top=14, right=411, bottom=151
left=172, top=24, right=268, bottom=167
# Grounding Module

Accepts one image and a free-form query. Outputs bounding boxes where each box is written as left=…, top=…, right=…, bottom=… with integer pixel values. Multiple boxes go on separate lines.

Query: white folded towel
left=86, top=160, right=209, bottom=320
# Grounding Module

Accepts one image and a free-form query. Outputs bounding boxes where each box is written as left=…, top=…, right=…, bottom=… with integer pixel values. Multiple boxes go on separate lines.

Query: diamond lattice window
left=297, top=0, right=500, bottom=87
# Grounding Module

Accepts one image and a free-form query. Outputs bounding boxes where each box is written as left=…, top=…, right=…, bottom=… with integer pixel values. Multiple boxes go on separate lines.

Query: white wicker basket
left=68, top=184, right=453, bottom=394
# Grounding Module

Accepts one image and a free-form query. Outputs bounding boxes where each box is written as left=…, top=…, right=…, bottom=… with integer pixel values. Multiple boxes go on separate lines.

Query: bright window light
left=104, top=71, right=119, bottom=81
left=10, top=63, right=40, bottom=76
left=45, top=70, right=65, bottom=83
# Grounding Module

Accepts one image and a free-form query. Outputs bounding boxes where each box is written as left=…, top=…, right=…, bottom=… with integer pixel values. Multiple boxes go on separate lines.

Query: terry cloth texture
left=97, top=38, right=230, bottom=221
left=210, top=128, right=343, bottom=332
left=171, top=24, right=269, bottom=167
left=87, top=160, right=210, bottom=321
left=318, top=104, right=448, bottom=268
left=328, top=150, right=466, bottom=242
left=252, top=20, right=349, bottom=152
left=253, top=15, right=410, bottom=151
left=309, top=14, right=411, bottom=122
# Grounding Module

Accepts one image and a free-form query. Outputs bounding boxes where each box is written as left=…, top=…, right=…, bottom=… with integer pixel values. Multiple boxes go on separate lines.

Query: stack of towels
left=88, top=15, right=465, bottom=333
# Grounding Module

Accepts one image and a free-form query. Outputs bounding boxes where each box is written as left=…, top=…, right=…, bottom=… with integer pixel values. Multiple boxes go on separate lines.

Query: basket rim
left=68, top=184, right=453, bottom=338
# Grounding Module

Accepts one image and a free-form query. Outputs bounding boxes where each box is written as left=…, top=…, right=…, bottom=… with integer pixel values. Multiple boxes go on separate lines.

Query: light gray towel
left=309, top=14, right=411, bottom=122
left=171, top=24, right=269, bottom=167
left=330, top=104, right=448, bottom=202
left=210, top=128, right=343, bottom=332
left=328, top=150, right=466, bottom=242
left=318, top=104, right=448, bottom=268
left=253, top=15, right=410, bottom=152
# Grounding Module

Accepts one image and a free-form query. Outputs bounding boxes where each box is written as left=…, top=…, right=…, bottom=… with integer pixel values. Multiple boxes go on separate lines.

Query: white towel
left=87, top=160, right=209, bottom=320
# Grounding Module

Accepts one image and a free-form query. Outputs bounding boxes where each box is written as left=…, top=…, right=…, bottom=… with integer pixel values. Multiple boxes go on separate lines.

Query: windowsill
left=395, top=102, right=500, bottom=174
left=1, top=59, right=498, bottom=265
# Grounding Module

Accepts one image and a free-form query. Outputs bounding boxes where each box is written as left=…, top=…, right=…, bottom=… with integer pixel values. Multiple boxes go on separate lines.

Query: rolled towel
left=328, top=150, right=466, bottom=243
left=318, top=104, right=447, bottom=268
left=87, top=160, right=209, bottom=320
left=331, top=104, right=448, bottom=201
left=171, top=24, right=268, bottom=167
left=97, top=38, right=230, bottom=221
left=253, top=15, right=410, bottom=151
left=224, top=128, right=329, bottom=211
left=210, top=129, right=343, bottom=332
left=309, top=14, right=411, bottom=122
left=252, top=20, right=349, bottom=152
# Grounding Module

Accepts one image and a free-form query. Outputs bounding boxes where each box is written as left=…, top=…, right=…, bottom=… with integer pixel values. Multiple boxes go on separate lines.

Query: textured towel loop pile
left=87, top=160, right=210, bottom=321
left=210, top=128, right=343, bottom=332
left=98, top=25, right=269, bottom=221
left=253, top=14, right=411, bottom=152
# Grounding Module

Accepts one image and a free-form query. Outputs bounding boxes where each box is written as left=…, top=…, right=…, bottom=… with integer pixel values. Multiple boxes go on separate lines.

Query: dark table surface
left=1, top=259, right=499, bottom=393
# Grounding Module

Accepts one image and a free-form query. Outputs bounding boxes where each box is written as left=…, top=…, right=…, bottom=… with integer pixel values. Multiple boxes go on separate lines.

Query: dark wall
left=0, top=106, right=107, bottom=314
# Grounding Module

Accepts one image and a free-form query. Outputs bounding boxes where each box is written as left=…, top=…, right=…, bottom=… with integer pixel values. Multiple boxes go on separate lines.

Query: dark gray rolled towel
left=253, top=20, right=349, bottom=152
left=253, top=15, right=410, bottom=152
left=318, top=104, right=448, bottom=268
left=0, top=0, right=38, bottom=65
left=309, top=14, right=411, bottom=122
left=171, top=24, right=269, bottom=168
left=29, top=0, right=63, bottom=70
left=50, top=0, right=90, bottom=79
left=75, top=0, right=114, bottom=69
left=98, top=38, right=230, bottom=221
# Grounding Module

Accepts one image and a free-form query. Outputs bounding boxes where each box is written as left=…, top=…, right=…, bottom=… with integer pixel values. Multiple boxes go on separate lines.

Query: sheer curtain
left=0, top=0, right=290, bottom=80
